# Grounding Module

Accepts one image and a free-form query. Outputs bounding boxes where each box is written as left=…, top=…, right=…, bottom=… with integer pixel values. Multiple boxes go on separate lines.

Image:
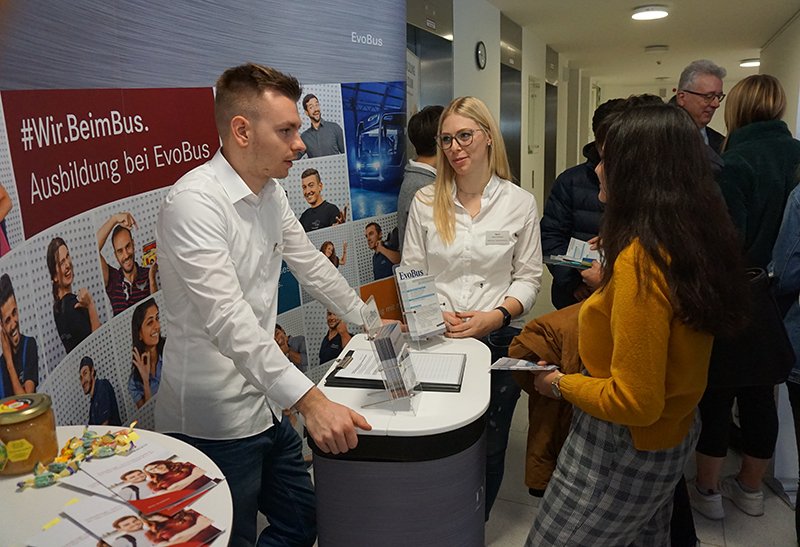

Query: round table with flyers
left=0, top=425, right=232, bottom=547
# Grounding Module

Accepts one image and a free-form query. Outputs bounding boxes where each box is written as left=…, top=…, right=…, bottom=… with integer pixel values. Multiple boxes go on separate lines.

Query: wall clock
left=476, top=41, right=487, bottom=70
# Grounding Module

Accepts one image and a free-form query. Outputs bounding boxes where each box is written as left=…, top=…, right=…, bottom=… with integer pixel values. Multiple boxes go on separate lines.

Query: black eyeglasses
left=682, top=90, right=726, bottom=104
left=436, top=128, right=485, bottom=150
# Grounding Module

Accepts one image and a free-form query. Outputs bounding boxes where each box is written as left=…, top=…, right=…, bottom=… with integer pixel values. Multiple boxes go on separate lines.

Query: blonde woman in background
left=402, top=96, right=542, bottom=520
left=691, top=74, right=800, bottom=521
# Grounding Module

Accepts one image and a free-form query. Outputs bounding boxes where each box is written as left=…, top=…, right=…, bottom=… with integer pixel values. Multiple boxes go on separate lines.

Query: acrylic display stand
left=362, top=320, right=421, bottom=415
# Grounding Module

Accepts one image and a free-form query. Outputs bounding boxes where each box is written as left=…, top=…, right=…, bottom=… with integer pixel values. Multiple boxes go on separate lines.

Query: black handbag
left=707, top=268, right=796, bottom=388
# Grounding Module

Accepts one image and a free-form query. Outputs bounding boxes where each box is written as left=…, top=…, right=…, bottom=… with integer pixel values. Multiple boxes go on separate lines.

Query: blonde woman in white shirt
left=402, top=96, right=543, bottom=520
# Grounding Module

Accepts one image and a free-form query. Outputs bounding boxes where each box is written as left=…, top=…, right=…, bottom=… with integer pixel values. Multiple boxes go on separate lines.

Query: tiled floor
left=486, top=391, right=798, bottom=547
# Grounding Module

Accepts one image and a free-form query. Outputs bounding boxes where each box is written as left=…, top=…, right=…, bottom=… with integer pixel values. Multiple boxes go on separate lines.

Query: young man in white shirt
left=155, top=63, right=371, bottom=547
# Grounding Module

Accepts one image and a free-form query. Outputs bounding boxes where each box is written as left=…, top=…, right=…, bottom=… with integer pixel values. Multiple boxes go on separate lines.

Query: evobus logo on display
left=351, top=32, right=383, bottom=46
left=397, top=269, right=424, bottom=281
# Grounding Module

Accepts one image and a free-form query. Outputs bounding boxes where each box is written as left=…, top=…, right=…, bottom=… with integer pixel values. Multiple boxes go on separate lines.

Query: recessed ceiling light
left=740, top=59, right=760, bottom=68
left=644, top=45, right=669, bottom=54
left=632, top=5, right=669, bottom=20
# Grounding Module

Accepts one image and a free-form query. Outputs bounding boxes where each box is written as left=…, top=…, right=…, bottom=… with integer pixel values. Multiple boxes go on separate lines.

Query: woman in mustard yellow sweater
left=526, top=103, right=748, bottom=546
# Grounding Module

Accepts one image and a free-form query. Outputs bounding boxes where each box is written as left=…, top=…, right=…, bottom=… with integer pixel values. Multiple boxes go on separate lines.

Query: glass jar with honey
left=0, top=393, right=58, bottom=476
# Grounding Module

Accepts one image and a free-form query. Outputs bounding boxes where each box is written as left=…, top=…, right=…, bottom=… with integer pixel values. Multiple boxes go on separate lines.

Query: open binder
left=324, top=349, right=466, bottom=393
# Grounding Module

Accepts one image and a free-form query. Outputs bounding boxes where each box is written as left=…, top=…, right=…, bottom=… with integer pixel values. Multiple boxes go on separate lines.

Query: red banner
left=1, top=87, right=218, bottom=237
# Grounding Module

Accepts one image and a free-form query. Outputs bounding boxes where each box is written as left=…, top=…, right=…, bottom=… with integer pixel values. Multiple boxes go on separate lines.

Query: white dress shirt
left=155, top=149, right=364, bottom=440
left=402, top=175, right=542, bottom=329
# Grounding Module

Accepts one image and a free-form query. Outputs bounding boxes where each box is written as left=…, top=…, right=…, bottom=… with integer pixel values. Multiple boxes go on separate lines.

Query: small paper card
left=490, top=357, right=560, bottom=371
left=361, top=295, right=382, bottom=339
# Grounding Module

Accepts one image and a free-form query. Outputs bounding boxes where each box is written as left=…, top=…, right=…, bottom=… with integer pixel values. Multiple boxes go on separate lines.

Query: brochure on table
left=26, top=432, right=225, bottom=547
left=71, top=439, right=219, bottom=515
left=393, top=264, right=446, bottom=341
left=63, top=495, right=223, bottom=547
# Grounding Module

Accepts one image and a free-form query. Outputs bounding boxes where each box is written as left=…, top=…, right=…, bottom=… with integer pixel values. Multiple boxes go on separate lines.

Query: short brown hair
left=724, top=74, right=786, bottom=140
left=215, top=62, right=302, bottom=138
left=301, top=168, right=320, bottom=182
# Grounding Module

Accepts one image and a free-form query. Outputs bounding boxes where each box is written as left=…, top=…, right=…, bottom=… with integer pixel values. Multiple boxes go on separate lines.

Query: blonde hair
left=421, top=97, right=511, bottom=244
left=723, top=74, right=786, bottom=151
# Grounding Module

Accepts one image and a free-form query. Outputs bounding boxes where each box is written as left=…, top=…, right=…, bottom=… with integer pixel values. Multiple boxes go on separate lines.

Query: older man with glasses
left=676, top=60, right=727, bottom=154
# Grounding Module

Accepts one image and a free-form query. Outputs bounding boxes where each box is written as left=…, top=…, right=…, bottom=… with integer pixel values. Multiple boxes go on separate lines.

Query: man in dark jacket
left=540, top=99, right=622, bottom=309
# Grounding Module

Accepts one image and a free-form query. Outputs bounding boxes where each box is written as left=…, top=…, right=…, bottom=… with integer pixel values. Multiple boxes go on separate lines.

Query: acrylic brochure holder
left=393, top=263, right=447, bottom=350
left=360, top=296, right=421, bottom=415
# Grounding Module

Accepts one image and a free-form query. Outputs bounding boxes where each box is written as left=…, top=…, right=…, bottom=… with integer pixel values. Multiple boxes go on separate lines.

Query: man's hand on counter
left=293, top=386, right=372, bottom=454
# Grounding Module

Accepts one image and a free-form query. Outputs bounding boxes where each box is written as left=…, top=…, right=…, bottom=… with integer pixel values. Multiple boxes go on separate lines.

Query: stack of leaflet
left=394, top=264, right=446, bottom=340
left=26, top=435, right=225, bottom=547
left=544, top=237, right=601, bottom=270
left=369, top=322, right=420, bottom=400
left=491, top=357, right=561, bottom=371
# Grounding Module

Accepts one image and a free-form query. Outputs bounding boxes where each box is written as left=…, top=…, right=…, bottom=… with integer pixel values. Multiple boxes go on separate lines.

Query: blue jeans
left=170, top=414, right=316, bottom=547
left=479, top=325, right=522, bottom=520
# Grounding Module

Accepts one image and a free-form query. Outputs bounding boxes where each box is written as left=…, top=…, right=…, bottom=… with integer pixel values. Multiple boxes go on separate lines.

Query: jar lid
left=0, top=393, right=52, bottom=425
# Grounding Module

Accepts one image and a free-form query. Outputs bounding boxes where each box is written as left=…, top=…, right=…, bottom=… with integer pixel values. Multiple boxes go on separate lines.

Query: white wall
left=520, top=27, right=546, bottom=201
left=557, top=55, right=570, bottom=176
left=579, top=74, right=593, bottom=150
left=566, top=67, right=581, bottom=168
left=601, top=83, right=672, bottom=102
left=452, top=0, right=501, bottom=119
left=761, top=14, right=800, bottom=136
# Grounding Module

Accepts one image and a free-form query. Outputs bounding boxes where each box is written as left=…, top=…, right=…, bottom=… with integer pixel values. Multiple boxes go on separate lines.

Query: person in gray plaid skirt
left=527, top=103, right=749, bottom=546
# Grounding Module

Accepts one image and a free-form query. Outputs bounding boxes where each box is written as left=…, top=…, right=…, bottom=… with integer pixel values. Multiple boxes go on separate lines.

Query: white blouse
left=401, top=174, right=543, bottom=329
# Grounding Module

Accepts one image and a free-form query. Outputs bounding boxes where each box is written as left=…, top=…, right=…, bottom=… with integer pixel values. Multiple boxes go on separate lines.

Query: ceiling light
left=632, top=6, right=669, bottom=20
left=644, top=45, right=669, bottom=54
left=740, top=59, right=760, bottom=68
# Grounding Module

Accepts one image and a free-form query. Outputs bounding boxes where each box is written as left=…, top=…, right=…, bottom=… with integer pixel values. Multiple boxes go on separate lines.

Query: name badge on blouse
left=486, top=231, right=510, bottom=245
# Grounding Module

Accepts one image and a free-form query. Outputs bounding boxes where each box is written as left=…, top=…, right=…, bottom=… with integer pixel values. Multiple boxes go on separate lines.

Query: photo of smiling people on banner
left=129, top=298, right=164, bottom=409
left=0, top=273, right=39, bottom=398
left=298, top=168, right=347, bottom=232
left=97, top=212, right=158, bottom=316
left=46, top=235, right=102, bottom=354
left=296, top=84, right=346, bottom=160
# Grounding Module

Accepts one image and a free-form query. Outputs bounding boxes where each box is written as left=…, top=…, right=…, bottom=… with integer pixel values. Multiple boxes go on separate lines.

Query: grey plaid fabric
left=526, top=408, right=700, bottom=547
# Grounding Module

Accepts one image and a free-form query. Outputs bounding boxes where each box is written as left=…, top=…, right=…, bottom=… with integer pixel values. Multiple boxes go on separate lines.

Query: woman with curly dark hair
left=526, top=103, right=748, bottom=546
